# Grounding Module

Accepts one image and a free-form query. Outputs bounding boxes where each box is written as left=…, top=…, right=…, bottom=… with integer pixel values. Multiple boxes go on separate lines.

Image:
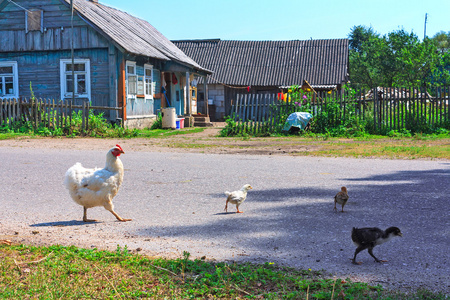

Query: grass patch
left=0, top=244, right=447, bottom=299
left=299, top=138, right=450, bottom=159
left=0, top=132, right=28, bottom=140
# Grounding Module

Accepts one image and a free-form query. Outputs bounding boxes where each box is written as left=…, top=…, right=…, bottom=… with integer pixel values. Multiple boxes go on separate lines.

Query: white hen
left=64, top=145, right=131, bottom=222
left=224, top=184, right=253, bottom=213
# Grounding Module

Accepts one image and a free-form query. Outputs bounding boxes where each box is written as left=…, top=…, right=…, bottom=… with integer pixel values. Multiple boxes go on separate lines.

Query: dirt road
left=1, top=133, right=449, bottom=294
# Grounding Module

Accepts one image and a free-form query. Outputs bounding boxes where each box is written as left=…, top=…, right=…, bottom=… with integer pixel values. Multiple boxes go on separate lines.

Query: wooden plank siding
left=0, top=26, right=109, bottom=52
left=0, top=49, right=111, bottom=107
left=0, top=1, right=85, bottom=30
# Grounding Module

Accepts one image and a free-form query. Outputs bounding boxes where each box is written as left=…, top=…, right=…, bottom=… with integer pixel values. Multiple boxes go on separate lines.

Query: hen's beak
left=398, top=232, right=403, bottom=237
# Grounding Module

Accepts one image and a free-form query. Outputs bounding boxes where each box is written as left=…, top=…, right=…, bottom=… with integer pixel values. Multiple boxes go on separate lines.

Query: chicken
left=334, top=186, right=349, bottom=212
left=224, top=184, right=253, bottom=213
left=64, top=145, right=131, bottom=222
left=351, top=226, right=402, bottom=265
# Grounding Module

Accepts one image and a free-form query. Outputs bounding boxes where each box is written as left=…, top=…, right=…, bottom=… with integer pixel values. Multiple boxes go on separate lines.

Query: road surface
left=1, top=143, right=449, bottom=293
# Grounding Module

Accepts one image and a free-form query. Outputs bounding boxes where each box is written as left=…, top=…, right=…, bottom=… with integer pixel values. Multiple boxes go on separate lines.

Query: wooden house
left=0, top=0, right=211, bottom=128
left=173, top=39, right=349, bottom=121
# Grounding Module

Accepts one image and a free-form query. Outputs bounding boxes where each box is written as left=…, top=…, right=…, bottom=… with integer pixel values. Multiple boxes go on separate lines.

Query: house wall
left=0, top=48, right=110, bottom=106
left=197, top=83, right=225, bottom=121
left=0, top=0, right=107, bottom=52
left=0, top=0, right=124, bottom=121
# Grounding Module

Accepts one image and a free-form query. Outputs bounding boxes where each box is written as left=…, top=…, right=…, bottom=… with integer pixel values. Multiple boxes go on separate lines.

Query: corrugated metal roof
left=65, top=0, right=210, bottom=73
left=173, top=39, right=348, bottom=86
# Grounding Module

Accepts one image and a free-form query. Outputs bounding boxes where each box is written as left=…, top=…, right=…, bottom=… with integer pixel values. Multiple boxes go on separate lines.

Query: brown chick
left=334, top=186, right=349, bottom=212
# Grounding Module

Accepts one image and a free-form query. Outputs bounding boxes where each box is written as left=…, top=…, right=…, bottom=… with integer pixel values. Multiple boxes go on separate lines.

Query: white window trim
left=60, top=59, right=91, bottom=100
left=126, top=61, right=137, bottom=99
left=0, top=61, right=19, bottom=99
left=144, top=64, right=154, bottom=100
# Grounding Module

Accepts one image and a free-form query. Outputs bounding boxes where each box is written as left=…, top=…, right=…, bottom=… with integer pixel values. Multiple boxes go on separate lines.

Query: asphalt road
left=1, top=146, right=449, bottom=293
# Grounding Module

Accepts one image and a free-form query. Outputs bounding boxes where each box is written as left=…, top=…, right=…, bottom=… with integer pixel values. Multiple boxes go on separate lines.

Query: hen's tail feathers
left=64, top=163, right=83, bottom=190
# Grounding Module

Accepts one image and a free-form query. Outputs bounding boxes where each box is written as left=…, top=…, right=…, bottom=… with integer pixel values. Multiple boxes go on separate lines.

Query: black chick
left=351, top=227, right=402, bottom=265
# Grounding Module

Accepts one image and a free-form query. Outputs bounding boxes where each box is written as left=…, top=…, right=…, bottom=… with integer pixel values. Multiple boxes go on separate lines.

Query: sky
left=99, top=0, right=449, bottom=41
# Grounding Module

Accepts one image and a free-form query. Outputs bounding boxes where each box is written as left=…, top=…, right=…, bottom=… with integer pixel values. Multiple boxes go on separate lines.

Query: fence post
left=82, top=100, right=86, bottom=134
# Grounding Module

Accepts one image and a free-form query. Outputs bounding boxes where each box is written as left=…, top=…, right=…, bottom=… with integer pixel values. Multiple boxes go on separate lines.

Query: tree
left=432, top=31, right=450, bottom=54
left=348, top=26, right=450, bottom=88
left=348, top=26, right=390, bottom=88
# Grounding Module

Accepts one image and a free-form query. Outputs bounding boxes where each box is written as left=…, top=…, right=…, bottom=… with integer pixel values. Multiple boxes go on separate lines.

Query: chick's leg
left=333, top=199, right=338, bottom=212
left=83, top=207, right=97, bottom=222
left=368, top=248, right=386, bottom=263
left=104, top=202, right=131, bottom=222
left=351, top=245, right=366, bottom=265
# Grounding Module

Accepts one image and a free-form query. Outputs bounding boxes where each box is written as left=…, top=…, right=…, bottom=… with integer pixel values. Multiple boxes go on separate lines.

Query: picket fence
left=230, top=87, right=450, bottom=134
left=0, top=98, right=121, bottom=132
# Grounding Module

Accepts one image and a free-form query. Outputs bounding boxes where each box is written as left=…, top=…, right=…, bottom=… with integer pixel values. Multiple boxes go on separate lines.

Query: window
left=26, top=9, right=43, bottom=32
left=144, top=64, right=153, bottom=98
left=0, top=61, right=18, bottom=99
left=60, top=59, right=90, bottom=99
left=126, top=61, right=137, bottom=96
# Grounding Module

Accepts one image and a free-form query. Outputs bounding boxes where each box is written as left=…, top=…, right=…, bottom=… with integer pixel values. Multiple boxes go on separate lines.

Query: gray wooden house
left=0, top=0, right=210, bottom=128
left=173, top=39, right=349, bottom=121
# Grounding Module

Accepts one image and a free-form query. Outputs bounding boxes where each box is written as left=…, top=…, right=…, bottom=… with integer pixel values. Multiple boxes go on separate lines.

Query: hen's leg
left=104, top=202, right=131, bottom=222
left=224, top=199, right=229, bottom=212
left=83, top=207, right=97, bottom=222
left=368, top=248, right=386, bottom=263
left=236, top=204, right=243, bottom=213
left=333, top=199, right=338, bottom=212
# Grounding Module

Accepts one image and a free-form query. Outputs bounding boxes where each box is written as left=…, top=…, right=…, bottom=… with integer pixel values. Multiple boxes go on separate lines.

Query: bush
left=150, top=112, right=162, bottom=130
left=2, top=110, right=139, bottom=138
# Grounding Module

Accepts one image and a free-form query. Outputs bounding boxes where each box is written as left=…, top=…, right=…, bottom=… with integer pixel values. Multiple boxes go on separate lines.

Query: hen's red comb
left=115, top=144, right=124, bottom=152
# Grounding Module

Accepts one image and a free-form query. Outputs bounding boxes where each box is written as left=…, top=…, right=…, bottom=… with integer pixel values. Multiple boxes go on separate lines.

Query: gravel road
left=1, top=140, right=449, bottom=294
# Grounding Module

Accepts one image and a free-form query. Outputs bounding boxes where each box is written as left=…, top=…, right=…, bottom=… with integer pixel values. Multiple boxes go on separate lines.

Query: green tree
left=348, top=26, right=389, bottom=88
left=432, top=31, right=450, bottom=54
left=348, top=26, right=449, bottom=88
left=388, top=30, right=444, bottom=86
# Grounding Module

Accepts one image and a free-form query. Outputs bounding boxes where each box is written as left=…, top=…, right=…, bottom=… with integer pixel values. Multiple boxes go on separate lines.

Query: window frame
left=59, top=59, right=91, bottom=100
left=126, top=61, right=137, bottom=99
left=144, top=64, right=154, bottom=100
left=0, top=61, right=19, bottom=99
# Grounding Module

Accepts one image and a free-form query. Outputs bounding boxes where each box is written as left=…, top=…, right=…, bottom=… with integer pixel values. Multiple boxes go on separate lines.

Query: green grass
left=0, top=244, right=447, bottom=299
left=0, top=132, right=28, bottom=140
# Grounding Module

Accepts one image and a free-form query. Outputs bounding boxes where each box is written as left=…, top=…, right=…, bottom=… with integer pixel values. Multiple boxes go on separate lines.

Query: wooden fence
left=230, top=86, right=450, bottom=134
left=0, top=98, right=122, bottom=133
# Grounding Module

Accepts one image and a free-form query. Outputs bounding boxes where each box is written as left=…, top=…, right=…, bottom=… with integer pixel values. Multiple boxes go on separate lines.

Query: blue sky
left=100, top=0, right=449, bottom=41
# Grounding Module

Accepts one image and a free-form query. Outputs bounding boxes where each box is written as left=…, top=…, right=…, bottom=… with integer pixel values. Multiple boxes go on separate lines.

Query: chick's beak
left=398, top=232, right=403, bottom=237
